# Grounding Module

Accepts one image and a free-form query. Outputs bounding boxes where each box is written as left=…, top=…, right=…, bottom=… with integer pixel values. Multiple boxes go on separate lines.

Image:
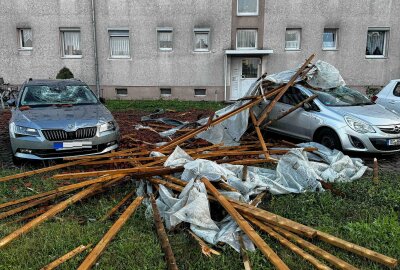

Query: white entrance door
left=230, top=58, right=260, bottom=100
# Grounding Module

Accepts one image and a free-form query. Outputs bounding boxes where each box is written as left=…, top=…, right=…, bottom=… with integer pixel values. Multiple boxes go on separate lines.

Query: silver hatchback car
left=8, top=79, right=120, bottom=160
left=266, top=85, right=400, bottom=153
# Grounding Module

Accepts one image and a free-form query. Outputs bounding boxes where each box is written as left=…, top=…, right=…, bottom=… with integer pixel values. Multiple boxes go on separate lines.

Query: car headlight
left=14, top=125, right=40, bottom=137
left=99, top=121, right=116, bottom=133
left=344, top=115, right=375, bottom=134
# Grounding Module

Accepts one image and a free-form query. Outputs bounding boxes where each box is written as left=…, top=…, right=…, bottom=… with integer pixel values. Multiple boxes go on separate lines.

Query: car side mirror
left=6, top=99, right=16, bottom=107
left=99, top=97, right=106, bottom=104
left=303, top=102, right=312, bottom=111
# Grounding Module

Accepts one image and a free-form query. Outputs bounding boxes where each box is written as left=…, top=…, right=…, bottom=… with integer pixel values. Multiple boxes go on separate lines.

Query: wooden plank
left=100, top=190, right=136, bottom=221
left=40, top=244, right=92, bottom=270
left=188, top=230, right=220, bottom=257
left=0, top=175, right=125, bottom=249
left=150, top=195, right=179, bottom=270
left=270, top=225, right=359, bottom=270
left=201, top=177, right=290, bottom=270
left=77, top=196, right=144, bottom=270
left=249, top=110, right=270, bottom=159
left=248, top=216, right=332, bottom=270
left=256, top=54, right=315, bottom=126
left=239, top=234, right=252, bottom=270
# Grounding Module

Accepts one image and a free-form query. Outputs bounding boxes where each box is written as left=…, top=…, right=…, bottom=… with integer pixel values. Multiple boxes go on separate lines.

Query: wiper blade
left=352, top=102, right=374, bottom=106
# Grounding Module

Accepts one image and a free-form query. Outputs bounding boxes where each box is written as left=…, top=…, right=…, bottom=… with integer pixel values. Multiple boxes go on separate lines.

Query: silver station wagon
left=8, top=79, right=119, bottom=160
left=266, top=85, right=400, bottom=153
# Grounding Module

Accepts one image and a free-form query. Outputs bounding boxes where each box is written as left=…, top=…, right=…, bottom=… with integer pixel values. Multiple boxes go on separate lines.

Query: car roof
left=23, top=79, right=86, bottom=87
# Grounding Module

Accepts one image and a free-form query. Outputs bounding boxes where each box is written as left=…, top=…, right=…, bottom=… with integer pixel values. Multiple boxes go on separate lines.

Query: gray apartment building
left=0, top=0, right=399, bottom=101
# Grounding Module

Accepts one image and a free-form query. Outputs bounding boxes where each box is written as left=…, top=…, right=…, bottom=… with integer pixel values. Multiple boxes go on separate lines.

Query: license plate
left=388, top=138, right=400, bottom=146
left=54, top=141, right=92, bottom=150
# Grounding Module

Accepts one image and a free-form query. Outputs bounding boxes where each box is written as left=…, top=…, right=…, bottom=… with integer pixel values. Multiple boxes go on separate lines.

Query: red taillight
left=371, top=95, right=378, bottom=102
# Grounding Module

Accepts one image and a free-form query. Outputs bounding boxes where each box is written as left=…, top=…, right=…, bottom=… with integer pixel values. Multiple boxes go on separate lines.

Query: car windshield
left=20, top=85, right=98, bottom=107
left=310, top=86, right=374, bottom=106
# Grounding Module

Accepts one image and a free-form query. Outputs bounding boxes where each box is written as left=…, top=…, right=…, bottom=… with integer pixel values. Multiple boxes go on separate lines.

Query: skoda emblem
left=394, top=126, right=400, bottom=133
left=67, top=124, right=75, bottom=130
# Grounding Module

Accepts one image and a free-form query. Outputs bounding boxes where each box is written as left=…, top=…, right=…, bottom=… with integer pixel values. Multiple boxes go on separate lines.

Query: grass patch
left=0, top=168, right=399, bottom=269
left=105, top=99, right=226, bottom=112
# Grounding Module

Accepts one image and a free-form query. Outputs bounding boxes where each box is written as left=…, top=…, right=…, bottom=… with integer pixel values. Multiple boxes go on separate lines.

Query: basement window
left=116, top=88, right=128, bottom=96
left=194, top=89, right=206, bottom=96
left=160, top=88, right=172, bottom=96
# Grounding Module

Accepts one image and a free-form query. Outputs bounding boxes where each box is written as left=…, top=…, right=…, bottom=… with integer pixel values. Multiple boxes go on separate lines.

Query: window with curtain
left=19, top=28, right=32, bottom=49
left=323, top=29, right=337, bottom=50
left=194, top=30, right=210, bottom=51
left=366, top=29, right=388, bottom=57
left=60, top=29, right=81, bottom=57
left=157, top=29, right=173, bottom=51
left=237, top=0, right=258, bottom=15
left=109, top=30, right=130, bottom=58
left=285, top=29, right=301, bottom=50
left=237, top=29, right=257, bottom=49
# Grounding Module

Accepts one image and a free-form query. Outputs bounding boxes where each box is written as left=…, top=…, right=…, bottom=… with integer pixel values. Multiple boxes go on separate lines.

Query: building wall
left=263, top=0, right=400, bottom=88
left=0, top=0, right=96, bottom=85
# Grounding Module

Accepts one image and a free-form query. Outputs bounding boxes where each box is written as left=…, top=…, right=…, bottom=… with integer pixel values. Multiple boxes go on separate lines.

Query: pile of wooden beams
left=0, top=54, right=397, bottom=269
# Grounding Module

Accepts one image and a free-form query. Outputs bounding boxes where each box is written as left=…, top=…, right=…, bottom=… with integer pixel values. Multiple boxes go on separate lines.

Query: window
left=18, top=28, right=32, bottom=49
left=157, top=28, right=173, bottom=51
left=60, top=28, right=81, bottom=57
left=194, top=28, right=210, bottom=52
left=237, top=0, right=258, bottom=16
left=237, top=29, right=257, bottom=49
left=242, top=59, right=259, bottom=78
left=194, top=89, right=206, bottom=96
left=285, top=28, right=301, bottom=50
left=116, top=88, right=128, bottom=96
left=109, top=30, right=130, bottom=58
left=393, top=83, right=400, bottom=97
left=366, top=28, right=389, bottom=58
left=160, top=88, right=172, bottom=96
left=323, top=29, right=338, bottom=50
left=279, top=87, right=308, bottom=106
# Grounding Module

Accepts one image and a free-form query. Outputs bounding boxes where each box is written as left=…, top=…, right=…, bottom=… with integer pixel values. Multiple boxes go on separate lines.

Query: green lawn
left=105, top=99, right=226, bottom=112
left=0, top=168, right=399, bottom=269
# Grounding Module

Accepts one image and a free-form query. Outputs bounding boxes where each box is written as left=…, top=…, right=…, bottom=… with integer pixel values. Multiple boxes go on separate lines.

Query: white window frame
left=194, top=28, right=210, bottom=52
left=60, top=27, right=82, bottom=58
left=157, top=27, right=173, bottom=51
left=236, top=29, right=258, bottom=50
left=237, top=0, right=259, bottom=16
left=160, top=88, right=172, bottom=97
left=285, top=28, right=301, bottom=51
left=194, top=88, right=207, bottom=97
left=322, top=28, right=338, bottom=50
left=366, top=27, right=389, bottom=59
left=18, top=28, right=33, bottom=50
left=108, top=28, right=131, bottom=59
left=116, top=88, right=128, bottom=96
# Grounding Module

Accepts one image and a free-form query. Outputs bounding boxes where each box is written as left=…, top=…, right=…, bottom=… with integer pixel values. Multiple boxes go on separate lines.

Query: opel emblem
left=394, top=126, right=400, bottom=133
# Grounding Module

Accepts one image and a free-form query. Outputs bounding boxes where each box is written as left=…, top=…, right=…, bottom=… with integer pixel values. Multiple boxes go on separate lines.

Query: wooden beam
left=77, top=196, right=144, bottom=270
left=250, top=110, right=270, bottom=159
left=0, top=175, right=125, bottom=249
left=248, top=216, right=332, bottom=270
left=201, top=177, right=290, bottom=270
left=150, top=195, right=179, bottom=270
left=100, top=190, right=136, bottom=221
left=40, top=244, right=92, bottom=270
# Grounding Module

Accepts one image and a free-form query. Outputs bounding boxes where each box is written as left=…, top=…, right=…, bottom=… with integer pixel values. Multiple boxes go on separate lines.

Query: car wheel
left=316, top=128, right=342, bottom=150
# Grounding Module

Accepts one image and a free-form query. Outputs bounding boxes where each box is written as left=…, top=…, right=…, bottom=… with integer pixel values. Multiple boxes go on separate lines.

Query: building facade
left=0, top=0, right=399, bottom=101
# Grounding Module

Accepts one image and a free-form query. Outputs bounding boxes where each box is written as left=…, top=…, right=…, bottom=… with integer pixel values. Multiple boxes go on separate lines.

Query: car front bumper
left=10, top=129, right=120, bottom=160
left=336, top=125, right=400, bottom=154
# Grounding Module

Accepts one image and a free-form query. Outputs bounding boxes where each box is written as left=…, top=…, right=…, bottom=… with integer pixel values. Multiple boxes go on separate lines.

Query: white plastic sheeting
left=154, top=143, right=367, bottom=252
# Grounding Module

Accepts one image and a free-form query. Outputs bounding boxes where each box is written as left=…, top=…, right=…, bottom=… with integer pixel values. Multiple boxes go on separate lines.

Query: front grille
left=378, top=125, right=400, bottom=134
left=42, top=127, right=97, bottom=141
left=28, top=143, right=108, bottom=158
left=370, top=138, right=400, bottom=151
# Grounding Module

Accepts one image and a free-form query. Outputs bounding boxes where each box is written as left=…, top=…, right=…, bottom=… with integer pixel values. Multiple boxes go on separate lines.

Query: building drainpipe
left=91, top=0, right=100, bottom=97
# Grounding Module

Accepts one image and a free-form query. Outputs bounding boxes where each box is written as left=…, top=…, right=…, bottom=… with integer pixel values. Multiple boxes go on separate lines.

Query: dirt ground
left=1, top=108, right=398, bottom=170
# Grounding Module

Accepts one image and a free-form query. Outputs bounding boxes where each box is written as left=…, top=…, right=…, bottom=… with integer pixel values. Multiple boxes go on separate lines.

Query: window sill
left=194, top=95, right=207, bottom=97
left=365, top=56, right=387, bottom=59
left=61, top=55, right=83, bottom=59
left=108, top=57, right=132, bottom=60
left=159, top=49, right=173, bottom=52
left=161, top=94, right=172, bottom=97
left=285, top=49, right=301, bottom=51
left=237, top=13, right=259, bottom=17
left=322, top=48, right=338, bottom=51
left=18, top=48, right=33, bottom=51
